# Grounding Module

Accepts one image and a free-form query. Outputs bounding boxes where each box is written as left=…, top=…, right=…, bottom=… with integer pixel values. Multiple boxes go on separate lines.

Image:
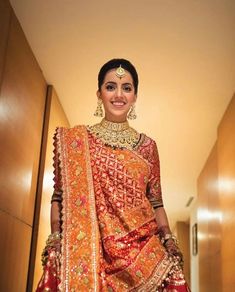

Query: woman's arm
left=44, top=189, right=63, bottom=256
left=154, top=206, right=170, bottom=230
left=146, top=139, right=183, bottom=265
left=50, top=201, right=62, bottom=233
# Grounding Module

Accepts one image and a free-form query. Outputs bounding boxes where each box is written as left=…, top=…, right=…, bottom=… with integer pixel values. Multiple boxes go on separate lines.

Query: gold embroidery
left=57, top=126, right=100, bottom=291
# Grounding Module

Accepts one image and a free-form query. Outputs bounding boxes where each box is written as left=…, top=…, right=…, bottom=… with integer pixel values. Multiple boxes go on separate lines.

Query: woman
left=37, top=59, right=190, bottom=291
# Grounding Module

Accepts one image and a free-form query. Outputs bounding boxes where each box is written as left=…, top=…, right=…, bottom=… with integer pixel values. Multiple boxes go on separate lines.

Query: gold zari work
left=88, top=119, right=140, bottom=150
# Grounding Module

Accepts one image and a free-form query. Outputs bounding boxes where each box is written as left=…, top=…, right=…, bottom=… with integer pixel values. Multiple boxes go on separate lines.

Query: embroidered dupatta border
left=56, top=126, right=100, bottom=291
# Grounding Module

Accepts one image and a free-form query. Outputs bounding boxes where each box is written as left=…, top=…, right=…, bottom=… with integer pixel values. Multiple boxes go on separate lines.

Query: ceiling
left=10, top=0, right=235, bottom=227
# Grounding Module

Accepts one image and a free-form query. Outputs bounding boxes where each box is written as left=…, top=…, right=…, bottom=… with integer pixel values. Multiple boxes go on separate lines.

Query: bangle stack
left=160, top=233, right=179, bottom=246
left=41, top=231, right=61, bottom=266
left=47, top=231, right=61, bottom=244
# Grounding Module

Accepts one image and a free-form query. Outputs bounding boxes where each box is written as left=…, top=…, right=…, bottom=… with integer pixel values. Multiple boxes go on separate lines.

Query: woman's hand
left=41, top=231, right=61, bottom=266
left=154, top=207, right=184, bottom=268
left=164, top=238, right=184, bottom=267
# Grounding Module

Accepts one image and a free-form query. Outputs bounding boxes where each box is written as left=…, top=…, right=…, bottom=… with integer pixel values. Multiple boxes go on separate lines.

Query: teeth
left=112, top=102, right=125, bottom=105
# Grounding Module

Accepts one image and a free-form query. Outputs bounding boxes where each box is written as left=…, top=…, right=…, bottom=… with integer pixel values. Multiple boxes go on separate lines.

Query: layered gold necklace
left=88, top=119, right=140, bottom=150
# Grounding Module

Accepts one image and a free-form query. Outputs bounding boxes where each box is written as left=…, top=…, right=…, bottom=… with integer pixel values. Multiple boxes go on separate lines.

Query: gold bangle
left=41, top=232, right=61, bottom=266
left=161, top=233, right=178, bottom=245
left=47, top=231, right=61, bottom=242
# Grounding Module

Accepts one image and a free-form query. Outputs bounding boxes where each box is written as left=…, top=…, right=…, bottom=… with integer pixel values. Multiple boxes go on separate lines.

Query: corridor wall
left=197, top=95, right=235, bottom=292
left=0, top=0, right=47, bottom=290
left=0, top=0, right=70, bottom=290
left=218, top=96, right=235, bottom=290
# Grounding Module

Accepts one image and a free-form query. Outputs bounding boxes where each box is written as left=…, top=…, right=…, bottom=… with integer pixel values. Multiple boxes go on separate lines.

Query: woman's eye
left=106, top=84, right=115, bottom=91
left=123, top=85, right=132, bottom=92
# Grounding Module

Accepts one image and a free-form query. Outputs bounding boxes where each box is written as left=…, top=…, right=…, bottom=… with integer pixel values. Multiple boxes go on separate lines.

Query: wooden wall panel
left=0, top=210, right=31, bottom=292
left=0, top=2, right=48, bottom=291
left=197, top=143, right=221, bottom=292
left=175, top=221, right=190, bottom=287
left=0, top=0, right=11, bottom=87
left=190, top=203, right=199, bottom=292
left=207, top=145, right=222, bottom=292
left=197, top=154, right=210, bottom=292
left=33, top=87, right=70, bottom=290
left=218, top=95, right=235, bottom=291
left=197, top=95, right=235, bottom=291
left=0, top=10, right=47, bottom=225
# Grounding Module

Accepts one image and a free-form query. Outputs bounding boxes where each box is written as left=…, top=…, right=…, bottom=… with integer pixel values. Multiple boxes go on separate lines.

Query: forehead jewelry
left=115, top=65, right=126, bottom=79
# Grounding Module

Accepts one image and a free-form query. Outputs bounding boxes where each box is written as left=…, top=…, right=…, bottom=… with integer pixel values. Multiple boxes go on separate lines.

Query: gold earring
left=127, top=104, right=137, bottom=120
left=94, top=98, right=104, bottom=117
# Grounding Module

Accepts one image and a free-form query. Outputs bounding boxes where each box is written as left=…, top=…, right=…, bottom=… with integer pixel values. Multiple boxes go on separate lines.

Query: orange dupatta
left=57, top=125, right=100, bottom=291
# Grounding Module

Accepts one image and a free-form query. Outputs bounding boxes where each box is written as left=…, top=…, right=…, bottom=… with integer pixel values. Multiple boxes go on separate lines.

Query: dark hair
left=98, top=58, right=139, bottom=94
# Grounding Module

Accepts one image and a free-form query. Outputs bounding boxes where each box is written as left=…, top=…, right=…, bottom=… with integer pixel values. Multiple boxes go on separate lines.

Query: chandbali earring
left=127, top=104, right=137, bottom=120
left=94, top=98, right=104, bottom=117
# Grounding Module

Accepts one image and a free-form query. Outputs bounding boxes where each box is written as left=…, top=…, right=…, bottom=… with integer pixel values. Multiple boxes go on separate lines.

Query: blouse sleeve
left=146, top=140, right=164, bottom=209
left=51, top=128, right=63, bottom=203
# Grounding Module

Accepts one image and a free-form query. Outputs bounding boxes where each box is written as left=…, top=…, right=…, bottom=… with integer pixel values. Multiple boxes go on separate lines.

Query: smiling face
left=97, top=69, right=137, bottom=122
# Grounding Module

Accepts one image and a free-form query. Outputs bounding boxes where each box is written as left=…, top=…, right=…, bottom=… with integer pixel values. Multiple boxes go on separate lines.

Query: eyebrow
left=104, top=81, right=133, bottom=86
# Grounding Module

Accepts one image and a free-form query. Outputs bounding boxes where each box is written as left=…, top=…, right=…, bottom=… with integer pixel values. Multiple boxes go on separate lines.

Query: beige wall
left=33, top=87, right=70, bottom=290
left=0, top=0, right=47, bottom=290
left=197, top=94, right=235, bottom=292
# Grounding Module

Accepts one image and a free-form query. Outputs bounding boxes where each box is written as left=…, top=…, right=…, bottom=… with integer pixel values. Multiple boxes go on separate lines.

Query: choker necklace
left=88, top=119, right=140, bottom=150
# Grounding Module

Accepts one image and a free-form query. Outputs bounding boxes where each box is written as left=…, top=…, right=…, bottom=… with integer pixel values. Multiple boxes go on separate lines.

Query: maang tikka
left=115, top=65, right=126, bottom=79
left=94, top=98, right=104, bottom=117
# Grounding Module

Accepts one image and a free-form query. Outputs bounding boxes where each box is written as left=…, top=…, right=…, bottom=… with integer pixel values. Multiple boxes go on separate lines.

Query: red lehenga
left=36, top=125, right=190, bottom=291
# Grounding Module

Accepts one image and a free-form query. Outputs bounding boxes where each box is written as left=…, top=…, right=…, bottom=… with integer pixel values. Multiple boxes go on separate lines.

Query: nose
left=116, top=85, right=123, bottom=98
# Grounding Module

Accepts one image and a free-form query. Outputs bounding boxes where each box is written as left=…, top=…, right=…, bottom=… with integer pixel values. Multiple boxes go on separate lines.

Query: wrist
left=47, top=231, right=61, bottom=245
left=160, top=233, right=178, bottom=246
left=41, top=232, right=61, bottom=266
